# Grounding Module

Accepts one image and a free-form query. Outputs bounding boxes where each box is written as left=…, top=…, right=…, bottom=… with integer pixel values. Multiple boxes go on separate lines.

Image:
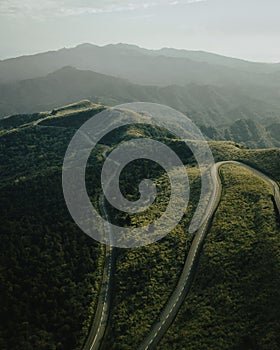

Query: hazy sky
left=0, top=0, right=279, bottom=62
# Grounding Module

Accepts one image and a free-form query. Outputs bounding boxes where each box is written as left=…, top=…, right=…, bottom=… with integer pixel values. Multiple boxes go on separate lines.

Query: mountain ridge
left=1, top=97, right=280, bottom=149
left=3, top=42, right=280, bottom=66
left=0, top=43, right=280, bottom=87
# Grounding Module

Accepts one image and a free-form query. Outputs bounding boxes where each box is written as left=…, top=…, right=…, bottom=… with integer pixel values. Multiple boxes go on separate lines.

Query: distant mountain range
left=1, top=43, right=280, bottom=86
left=0, top=43, right=280, bottom=148
left=1, top=65, right=280, bottom=126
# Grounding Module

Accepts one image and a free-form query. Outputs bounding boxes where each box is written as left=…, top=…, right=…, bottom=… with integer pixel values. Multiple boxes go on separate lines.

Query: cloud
left=0, top=0, right=206, bottom=18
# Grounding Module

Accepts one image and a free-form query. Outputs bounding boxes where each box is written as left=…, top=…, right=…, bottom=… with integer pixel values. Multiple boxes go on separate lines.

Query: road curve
left=82, top=194, right=115, bottom=350
left=138, top=161, right=280, bottom=350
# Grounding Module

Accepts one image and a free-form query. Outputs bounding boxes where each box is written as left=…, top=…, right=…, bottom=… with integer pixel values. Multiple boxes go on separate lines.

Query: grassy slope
left=209, top=141, right=280, bottom=181
left=102, top=152, right=280, bottom=350
left=102, top=168, right=201, bottom=349
left=1, top=103, right=279, bottom=349
left=159, top=164, right=280, bottom=350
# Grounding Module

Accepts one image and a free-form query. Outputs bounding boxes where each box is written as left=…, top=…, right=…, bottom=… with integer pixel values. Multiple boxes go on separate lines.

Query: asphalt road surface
left=138, top=161, right=280, bottom=350
left=83, top=161, right=280, bottom=350
left=83, top=191, right=115, bottom=350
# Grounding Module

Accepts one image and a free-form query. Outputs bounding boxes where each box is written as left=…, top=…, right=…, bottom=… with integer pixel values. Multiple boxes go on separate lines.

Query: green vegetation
left=209, top=142, right=280, bottom=181
left=100, top=157, right=280, bottom=350
left=0, top=169, right=104, bottom=350
left=159, top=164, right=280, bottom=350
left=201, top=119, right=280, bottom=148
left=1, top=69, right=280, bottom=149
left=102, top=168, right=201, bottom=350
left=2, top=43, right=280, bottom=149
left=0, top=107, right=107, bottom=350
left=0, top=102, right=279, bottom=349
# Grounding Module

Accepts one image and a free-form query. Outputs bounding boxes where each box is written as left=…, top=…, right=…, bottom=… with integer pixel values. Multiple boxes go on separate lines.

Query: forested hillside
left=0, top=103, right=109, bottom=349
left=0, top=102, right=279, bottom=349
left=1, top=95, right=280, bottom=149
left=159, top=164, right=280, bottom=350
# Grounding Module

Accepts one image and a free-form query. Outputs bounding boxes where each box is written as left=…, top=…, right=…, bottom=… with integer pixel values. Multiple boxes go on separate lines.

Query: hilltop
left=1, top=96, right=280, bottom=149
left=0, top=102, right=279, bottom=349
left=1, top=43, right=280, bottom=149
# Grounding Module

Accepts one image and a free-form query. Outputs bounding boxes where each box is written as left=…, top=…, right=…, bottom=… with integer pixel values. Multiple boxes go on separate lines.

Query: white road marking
left=138, top=161, right=280, bottom=350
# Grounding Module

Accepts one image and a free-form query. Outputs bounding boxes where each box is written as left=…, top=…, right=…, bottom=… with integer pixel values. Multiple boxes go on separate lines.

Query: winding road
left=3, top=106, right=279, bottom=350
left=83, top=195, right=115, bottom=350
left=83, top=161, right=280, bottom=350
left=138, top=161, right=280, bottom=350
left=82, top=144, right=116, bottom=350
